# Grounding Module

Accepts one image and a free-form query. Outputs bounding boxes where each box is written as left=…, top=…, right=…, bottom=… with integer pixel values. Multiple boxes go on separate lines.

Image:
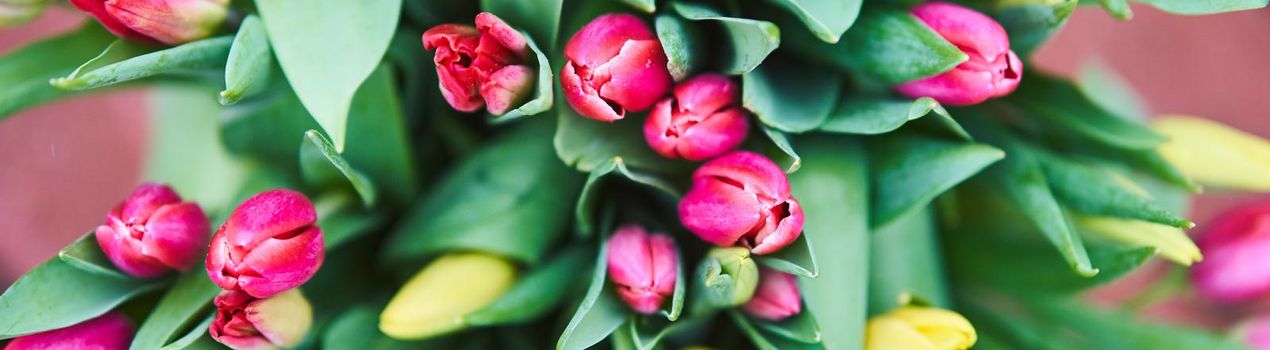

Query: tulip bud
left=380, top=253, right=516, bottom=340
left=68, top=0, right=229, bottom=45
left=1191, top=201, right=1270, bottom=303
left=643, top=74, right=750, bottom=161
left=742, top=267, right=802, bottom=321
left=2, top=311, right=133, bottom=350
left=561, top=13, right=673, bottom=122
left=1235, top=314, right=1270, bottom=350
left=866, top=306, right=977, bottom=350
left=95, top=183, right=209, bottom=278
left=606, top=225, right=679, bottom=314
left=895, top=2, right=1022, bottom=106
left=698, top=247, right=759, bottom=307
left=206, top=189, right=325, bottom=299
left=679, top=151, right=805, bottom=255
left=0, top=0, right=50, bottom=27
left=209, top=289, right=313, bottom=350
left=423, top=12, right=535, bottom=115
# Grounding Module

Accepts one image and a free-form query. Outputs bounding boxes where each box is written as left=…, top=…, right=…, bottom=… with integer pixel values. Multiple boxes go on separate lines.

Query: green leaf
left=730, top=311, right=824, bottom=350
left=301, top=130, right=377, bottom=206
left=1078, top=59, right=1148, bottom=121
left=554, top=98, right=683, bottom=173
left=465, top=245, right=593, bottom=326
left=256, top=0, right=401, bottom=151
left=820, top=96, right=969, bottom=140
left=481, top=0, right=563, bottom=48
left=788, top=136, right=869, bottom=350
left=870, top=133, right=1004, bottom=228
left=671, top=2, right=780, bottom=75
left=1024, top=298, right=1250, bottom=349
left=314, top=193, right=386, bottom=250
left=993, top=0, right=1079, bottom=56
left=768, top=0, right=861, bottom=43
left=617, top=0, right=655, bottom=12
left=836, top=10, right=966, bottom=84
left=575, top=157, right=681, bottom=237
left=869, top=208, right=951, bottom=312
left=742, top=59, right=842, bottom=133
left=50, top=36, right=231, bottom=91
left=0, top=23, right=118, bottom=120
left=131, top=271, right=220, bottom=350
left=324, top=306, right=433, bottom=350
left=1096, top=0, right=1132, bottom=20
left=557, top=241, right=628, bottom=350
left=655, top=14, right=703, bottom=81
left=488, top=31, right=555, bottom=123
left=148, top=85, right=250, bottom=215
left=752, top=305, right=822, bottom=344
left=157, top=315, right=213, bottom=350
left=1036, top=152, right=1191, bottom=228
left=1006, top=71, right=1165, bottom=151
left=1134, top=0, right=1267, bottom=15
left=340, top=65, right=421, bottom=206
left=220, top=15, right=273, bottom=105
left=757, top=234, right=818, bottom=278
left=219, top=89, right=317, bottom=174
left=0, top=258, right=164, bottom=338
left=58, top=232, right=130, bottom=279
left=756, top=126, right=802, bottom=173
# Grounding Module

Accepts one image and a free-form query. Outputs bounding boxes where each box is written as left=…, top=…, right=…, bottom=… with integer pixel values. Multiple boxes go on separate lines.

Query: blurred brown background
left=1, top=4, right=1268, bottom=308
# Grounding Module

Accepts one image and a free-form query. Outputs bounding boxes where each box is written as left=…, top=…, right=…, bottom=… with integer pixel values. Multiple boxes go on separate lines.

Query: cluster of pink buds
left=69, top=0, right=229, bottom=45
left=423, top=12, right=536, bottom=115
left=896, top=2, right=1023, bottom=106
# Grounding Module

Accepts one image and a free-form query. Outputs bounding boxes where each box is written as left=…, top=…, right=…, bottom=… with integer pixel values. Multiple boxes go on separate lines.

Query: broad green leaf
left=870, top=208, right=951, bottom=313
left=671, top=2, right=780, bottom=75
left=256, top=0, right=402, bottom=151
left=1135, top=0, right=1267, bottom=14
left=314, top=193, right=386, bottom=250
left=993, top=0, right=1078, bottom=56
left=554, top=98, right=682, bottom=172
left=324, top=306, right=434, bottom=350
left=340, top=65, right=421, bottom=206
left=1006, top=71, right=1165, bottom=151
left=50, top=36, right=231, bottom=91
left=220, top=15, right=273, bottom=105
left=557, top=241, right=627, bottom=350
left=575, top=157, right=681, bottom=237
left=742, top=59, right=842, bottom=133
left=820, top=97, right=969, bottom=140
left=1076, top=215, right=1202, bottom=266
left=157, top=315, right=213, bottom=350
left=1036, top=151, right=1191, bottom=228
left=58, top=232, right=130, bottom=279
left=1025, top=298, right=1250, bottom=349
left=131, top=271, right=220, bottom=350
left=831, top=10, right=966, bottom=84
left=870, top=133, right=1003, bottom=228
left=757, top=234, right=818, bottom=278
left=656, top=14, right=703, bottom=81
left=752, top=305, right=822, bottom=344
left=0, top=23, right=118, bottom=119
left=612, top=317, right=681, bottom=350
left=0, top=258, right=164, bottom=338
left=481, top=0, right=563, bottom=48
left=465, top=246, right=592, bottom=326
left=730, top=311, right=825, bottom=350
left=219, top=88, right=317, bottom=174
left=301, top=130, right=377, bottom=206
left=757, top=126, right=802, bottom=173
left=768, top=0, right=861, bottom=43
left=617, top=0, right=655, bottom=12
left=1078, top=59, right=1148, bottom=121
left=1154, top=116, right=1270, bottom=192
left=788, top=136, right=869, bottom=350
left=148, top=85, right=250, bottom=215
left=488, top=32, right=554, bottom=123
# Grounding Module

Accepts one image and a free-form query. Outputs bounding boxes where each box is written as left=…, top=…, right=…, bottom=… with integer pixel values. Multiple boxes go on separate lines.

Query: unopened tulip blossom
left=743, top=267, right=802, bottom=321
left=209, top=289, right=313, bottom=350
left=206, top=189, right=324, bottom=299
left=644, top=74, right=749, bottom=161
left=896, top=2, right=1022, bottom=106
left=680, top=151, right=805, bottom=255
left=68, top=0, right=229, bottom=45
left=3, top=312, right=133, bottom=350
left=423, top=12, right=535, bottom=115
left=561, top=13, right=672, bottom=122
left=95, top=183, right=209, bottom=278
left=606, top=225, right=679, bottom=314
left=866, top=306, right=977, bottom=350
left=699, top=247, right=759, bottom=307
left=1191, top=201, right=1270, bottom=303
left=380, top=253, right=516, bottom=340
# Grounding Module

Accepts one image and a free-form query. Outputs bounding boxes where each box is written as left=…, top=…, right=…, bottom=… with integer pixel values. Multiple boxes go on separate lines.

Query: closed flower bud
left=206, top=189, right=324, bottom=299
left=866, top=306, right=977, bottom=350
left=644, top=74, right=749, bottom=161
left=68, top=0, right=229, bottom=45
left=209, top=289, right=313, bottom=350
left=95, top=183, right=209, bottom=278
left=380, top=253, right=516, bottom=340
left=679, top=151, right=805, bottom=255
left=3, top=311, right=133, bottom=350
left=561, top=13, right=672, bottom=122
left=895, top=2, right=1022, bottom=106
left=607, top=225, right=679, bottom=314
left=0, top=0, right=51, bottom=27
left=742, top=267, right=802, bottom=321
left=1191, top=201, right=1270, bottom=303
left=699, top=247, right=759, bottom=307
left=423, top=12, right=534, bottom=115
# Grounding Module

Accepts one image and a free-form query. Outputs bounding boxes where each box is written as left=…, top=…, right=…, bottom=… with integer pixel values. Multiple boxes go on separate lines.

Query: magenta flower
left=561, top=13, right=673, bottom=122
left=1191, top=201, right=1270, bottom=303
left=206, top=189, right=325, bottom=299
left=68, top=0, right=228, bottom=45
left=644, top=73, right=750, bottom=161
left=423, top=12, right=535, bottom=115
left=95, top=183, right=209, bottom=278
left=679, top=151, right=805, bottom=255
left=607, top=225, right=679, bottom=314
left=3, top=311, right=133, bottom=350
left=743, top=267, right=802, bottom=321
left=895, top=2, right=1022, bottom=106
left=209, top=289, right=312, bottom=350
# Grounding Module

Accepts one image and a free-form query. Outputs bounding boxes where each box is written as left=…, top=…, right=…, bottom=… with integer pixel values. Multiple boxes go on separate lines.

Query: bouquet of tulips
left=5, top=0, right=1270, bottom=349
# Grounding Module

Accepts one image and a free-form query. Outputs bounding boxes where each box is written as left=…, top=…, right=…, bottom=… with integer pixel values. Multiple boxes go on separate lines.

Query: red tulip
left=561, top=13, right=672, bottom=122
left=209, top=289, right=312, bottom=350
left=679, top=151, right=805, bottom=255
left=895, top=2, right=1022, bottom=106
left=1191, top=201, right=1270, bottom=303
left=95, top=183, right=209, bottom=278
left=644, top=74, right=750, bottom=161
left=606, top=225, right=679, bottom=314
left=206, top=189, right=324, bottom=299
left=3, top=311, right=133, bottom=350
left=68, top=0, right=228, bottom=45
left=423, top=12, right=535, bottom=115
left=743, top=267, right=802, bottom=321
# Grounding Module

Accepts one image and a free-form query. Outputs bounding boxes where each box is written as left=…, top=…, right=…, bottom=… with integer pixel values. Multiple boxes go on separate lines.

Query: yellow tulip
left=379, top=252, right=517, bottom=340
left=1154, top=116, right=1270, bottom=192
left=1075, top=214, right=1202, bottom=266
left=866, top=306, right=976, bottom=350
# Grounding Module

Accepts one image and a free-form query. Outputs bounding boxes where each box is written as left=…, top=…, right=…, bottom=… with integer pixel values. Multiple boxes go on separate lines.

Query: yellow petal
left=866, top=317, right=936, bottom=350
left=251, top=288, right=313, bottom=347
left=379, top=252, right=517, bottom=340
left=1154, top=116, right=1270, bottom=192
left=888, top=307, right=977, bottom=350
left=1075, top=214, right=1202, bottom=266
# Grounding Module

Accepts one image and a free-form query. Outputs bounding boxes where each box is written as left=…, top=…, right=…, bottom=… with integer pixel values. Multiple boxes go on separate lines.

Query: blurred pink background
left=1, top=3, right=1268, bottom=327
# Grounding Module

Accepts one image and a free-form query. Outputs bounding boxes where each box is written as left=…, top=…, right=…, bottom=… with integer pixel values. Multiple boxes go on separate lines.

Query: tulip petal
left=675, top=108, right=749, bottom=161
left=750, top=198, right=804, bottom=255
left=143, top=202, right=209, bottom=272
left=4, top=311, right=134, bottom=350
left=743, top=268, right=802, bottom=320
left=597, top=39, right=672, bottom=113
left=866, top=317, right=937, bottom=350
left=68, top=0, right=157, bottom=43
left=236, top=226, right=325, bottom=298
left=423, top=24, right=485, bottom=113
left=561, top=61, right=623, bottom=121
left=119, top=182, right=181, bottom=223
left=644, top=99, right=678, bottom=157
left=475, top=12, right=527, bottom=58
left=96, top=221, right=169, bottom=278
left=675, top=74, right=736, bottom=115
left=481, top=64, right=534, bottom=115
left=245, top=289, right=313, bottom=347
left=680, top=178, right=763, bottom=247
left=380, top=253, right=516, bottom=340
left=564, top=13, right=656, bottom=68
left=105, top=0, right=228, bottom=45
left=692, top=151, right=791, bottom=200
left=224, top=189, right=317, bottom=250
left=910, top=2, right=1010, bottom=62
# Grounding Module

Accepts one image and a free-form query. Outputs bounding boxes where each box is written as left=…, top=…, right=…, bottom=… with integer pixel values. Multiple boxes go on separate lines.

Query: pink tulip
left=606, top=225, right=679, bottom=314
left=644, top=74, right=750, bottom=161
left=3, top=311, right=133, bottom=350
left=1237, top=314, right=1270, bottom=350
left=679, top=151, right=805, bottom=255
left=209, top=289, right=313, bottom=350
left=95, top=183, right=209, bottom=278
left=895, top=2, right=1022, bottom=106
left=743, top=267, right=802, bottom=321
left=423, top=12, right=535, bottom=115
left=1192, top=201, right=1270, bottom=303
left=68, top=0, right=228, bottom=45
left=561, top=13, right=672, bottom=122
left=206, top=189, right=325, bottom=299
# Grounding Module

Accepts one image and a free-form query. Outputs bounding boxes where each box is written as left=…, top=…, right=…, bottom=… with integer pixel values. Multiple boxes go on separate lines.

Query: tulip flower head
left=742, top=267, right=802, bottom=321
left=895, top=2, right=1022, bottom=106
left=210, top=289, right=313, bottom=350
left=68, top=0, right=229, bottom=45
left=561, top=13, right=673, bottom=122
left=206, top=189, right=325, bottom=299
left=95, top=183, right=209, bottom=278
left=380, top=253, right=516, bottom=340
left=606, top=225, right=679, bottom=314
left=423, top=12, right=535, bottom=115
left=3, top=311, right=133, bottom=350
left=866, top=306, right=977, bottom=350
left=699, top=247, right=760, bottom=307
left=1191, top=201, right=1270, bottom=303
left=679, top=151, right=805, bottom=255
left=644, top=74, right=750, bottom=161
